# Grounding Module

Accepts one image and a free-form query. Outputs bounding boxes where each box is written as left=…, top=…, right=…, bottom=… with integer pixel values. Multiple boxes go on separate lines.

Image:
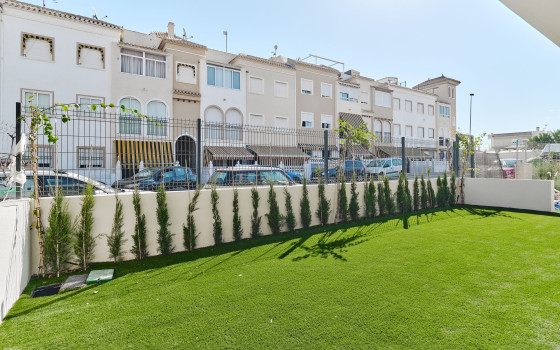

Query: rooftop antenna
left=223, top=30, right=228, bottom=52
left=183, top=28, right=193, bottom=40
left=272, top=45, right=278, bottom=57
left=92, top=7, right=108, bottom=20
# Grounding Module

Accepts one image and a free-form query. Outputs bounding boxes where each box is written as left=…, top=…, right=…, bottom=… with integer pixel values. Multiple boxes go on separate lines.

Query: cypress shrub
left=251, top=188, right=261, bottom=237
left=266, top=182, right=283, bottom=235
left=75, top=183, right=95, bottom=271
left=404, top=173, right=412, bottom=213
left=413, top=175, right=420, bottom=212
left=449, top=171, right=457, bottom=206
left=349, top=174, right=360, bottom=221
left=396, top=172, right=405, bottom=213
left=338, top=174, right=348, bottom=222
left=420, top=174, right=428, bottom=210
left=436, top=176, right=444, bottom=207
left=156, top=183, right=174, bottom=255
left=369, top=176, right=377, bottom=217
left=384, top=176, right=394, bottom=215
left=183, top=189, right=200, bottom=251
left=131, top=186, right=148, bottom=260
left=300, top=177, right=312, bottom=229
left=364, top=176, right=376, bottom=218
left=232, top=189, right=243, bottom=241
left=442, top=171, right=449, bottom=207
left=106, top=193, right=126, bottom=263
left=44, top=189, right=73, bottom=277
left=377, top=182, right=385, bottom=216
left=211, top=184, right=223, bottom=245
left=284, top=188, right=296, bottom=232
left=316, top=173, right=331, bottom=226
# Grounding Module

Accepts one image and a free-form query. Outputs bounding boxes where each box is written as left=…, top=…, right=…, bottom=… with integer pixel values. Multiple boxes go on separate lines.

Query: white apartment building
left=0, top=0, right=121, bottom=183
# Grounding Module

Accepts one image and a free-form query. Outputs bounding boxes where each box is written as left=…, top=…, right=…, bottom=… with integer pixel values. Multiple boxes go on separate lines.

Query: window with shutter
left=275, top=116, right=289, bottom=129
left=321, top=115, right=333, bottom=130
left=405, top=125, right=413, bottom=137
left=274, top=81, right=288, bottom=98
left=301, top=79, right=313, bottom=95
left=301, top=112, right=313, bottom=128
left=393, top=98, right=400, bottom=110
left=249, top=76, right=264, bottom=94
left=320, top=83, right=332, bottom=98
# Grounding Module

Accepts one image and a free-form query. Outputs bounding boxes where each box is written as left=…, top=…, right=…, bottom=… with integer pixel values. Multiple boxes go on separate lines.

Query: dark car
left=259, top=166, right=303, bottom=184
left=324, top=160, right=366, bottom=181
left=206, top=166, right=294, bottom=187
left=122, top=166, right=196, bottom=191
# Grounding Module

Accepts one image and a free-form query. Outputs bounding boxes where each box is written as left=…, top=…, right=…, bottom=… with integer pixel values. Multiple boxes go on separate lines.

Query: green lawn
left=2, top=207, right=560, bottom=349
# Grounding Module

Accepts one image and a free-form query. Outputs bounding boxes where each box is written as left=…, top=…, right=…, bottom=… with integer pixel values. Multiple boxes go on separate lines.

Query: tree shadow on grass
left=291, top=226, right=371, bottom=262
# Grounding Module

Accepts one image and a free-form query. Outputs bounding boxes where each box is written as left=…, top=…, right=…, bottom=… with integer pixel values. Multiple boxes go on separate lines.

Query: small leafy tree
left=284, top=188, right=296, bottom=232
left=338, top=174, right=348, bottom=222
left=449, top=171, right=457, bottom=206
left=300, top=176, right=312, bottom=229
left=106, top=193, right=126, bottom=263
left=316, top=172, right=331, bottom=226
left=377, top=182, right=385, bottom=216
left=456, top=132, right=486, bottom=203
left=156, top=183, right=174, bottom=255
left=349, top=174, right=360, bottom=221
left=420, top=174, right=428, bottom=210
left=44, top=189, right=73, bottom=277
left=74, top=183, right=95, bottom=271
left=251, top=188, right=261, bottom=238
left=404, top=173, right=412, bottom=213
left=183, top=189, right=200, bottom=251
left=232, top=189, right=243, bottom=241
left=383, top=176, right=394, bottom=215
left=131, top=186, right=148, bottom=260
left=436, top=176, right=444, bottom=207
left=211, top=184, right=223, bottom=245
left=442, top=171, right=449, bottom=207
left=266, top=182, right=284, bottom=235
left=413, top=175, right=420, bottom=211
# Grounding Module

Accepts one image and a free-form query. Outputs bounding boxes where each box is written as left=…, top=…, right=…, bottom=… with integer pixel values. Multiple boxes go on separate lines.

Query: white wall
left=463, top=178, right=554, bottom=212
left=0, top=199, right=31, bottom=324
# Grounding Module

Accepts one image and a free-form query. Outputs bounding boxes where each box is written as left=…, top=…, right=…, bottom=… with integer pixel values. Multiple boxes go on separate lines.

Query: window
left=439, top=105, right=450, bottom=118
left=77, top=44, right=104, bottom=69
left=405, top=125, right=413, bottom=137
left=417, top=127, right=425, bottom=138
left=301, top=112, right=313, bottom=128
left=249, top=113, right=264, bottom=126
left=249, top=76, right=264, bottom=94
left=301, top=79, right=313, bottom=95
left=439, top=128, right=444, bottom=146
left=78, top=147, right=104, bottom=168
left=274, top=81, right=288, bottom=98
left=405, top=100, right=412, bottom=112
left=374, top=120, right=382, bottom=138
left=78, top=96, right=103, bottom=118
left=393, top=98, right=400, bottom=110
left=428, top=105, right=434, bottom=115
left=321, top=83, right=332, bottom=98
left=22, top=34, right=53, bottom=61
left=417, top=103, right=424, bottom=114
left=340, top=85, right=358, bottom=102
left=340, top=92, right=349, bottom=101
left=275, top=116, right=289, bottom=129
left=361, top=92, right=369, bottom=105
left=321, top=115, right=332, bottom=130
left=25, top=145, right=52, bottom=168
left=226, top=109, right=242, bottom=140
left=383, top=121, right=391, bottom=142
left=393, top=124, right=401, bottom=137
left=374, top=91, right=391, bottom=108
left=206, top=107, right=223, bottom=139
left=176, top=63, right=197, bottom=84
left=147, top=101, right=167, bottom=136
left=23, top=91, right=51, bottom=109
left=207, top=65, right=240, bottom=89
left=119, top=97, right=142, bottom=135
left=428, top=128, right=435, bottom=139
left=120, top=49, right=166, bottom=79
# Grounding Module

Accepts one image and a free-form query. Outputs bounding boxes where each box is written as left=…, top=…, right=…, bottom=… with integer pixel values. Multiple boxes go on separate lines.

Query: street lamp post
left=469, top=93, right=474, bottom=136
left=469, top=93, right=475, bottom=178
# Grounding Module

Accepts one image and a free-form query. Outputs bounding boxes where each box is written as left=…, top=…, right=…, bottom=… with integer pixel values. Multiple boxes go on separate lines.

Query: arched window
left=205, top=107, right=223, bottom=139
left=147, top=101, right=167, bottom=136
left=225, top=109, right=242, bottom=141
left=374, top=120, right=382, bottom=138
left=119, top=97, right=141, bottom=135
left=383, top=121, right=391, bottom=143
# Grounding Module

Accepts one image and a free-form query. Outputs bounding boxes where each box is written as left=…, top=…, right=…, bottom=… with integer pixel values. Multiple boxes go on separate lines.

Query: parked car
left=323, top=160, right=366, bottom=181
left=123, top=166, right=197, bottom=191
left=501, top=159, right=523, bottom=179
left=206, top=166, right=295, bottom=187
left=0, top=170, right=117, bottom=200
left=259, top=166, right=303, bottom=184
left=112, top=167, right=162, bottom=189
left=366, top=157, right=403, bottom=178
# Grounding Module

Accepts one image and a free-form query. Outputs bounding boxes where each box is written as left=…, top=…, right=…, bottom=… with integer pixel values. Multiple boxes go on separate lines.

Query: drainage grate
left=30, top=283, right=62, bottom=298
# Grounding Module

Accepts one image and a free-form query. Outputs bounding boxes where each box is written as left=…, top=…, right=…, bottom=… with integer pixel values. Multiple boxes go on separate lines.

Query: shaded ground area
left=1, top=206, right=560, bottom=349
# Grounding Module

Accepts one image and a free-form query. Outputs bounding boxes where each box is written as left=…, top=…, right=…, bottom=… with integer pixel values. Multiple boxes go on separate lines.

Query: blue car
left=324, top=160, right=366, bottom=181
left=260, top=166, right=303, bottom=183
left=123, top=166, right=197, bottom=191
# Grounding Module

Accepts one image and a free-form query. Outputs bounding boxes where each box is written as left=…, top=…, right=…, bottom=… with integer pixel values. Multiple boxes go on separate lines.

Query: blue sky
left=32, top=0, right=560, bottom=141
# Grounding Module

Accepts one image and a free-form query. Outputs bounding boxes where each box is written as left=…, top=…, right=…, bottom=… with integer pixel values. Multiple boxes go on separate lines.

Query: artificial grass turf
left=2, top=207, right=560, bottom=349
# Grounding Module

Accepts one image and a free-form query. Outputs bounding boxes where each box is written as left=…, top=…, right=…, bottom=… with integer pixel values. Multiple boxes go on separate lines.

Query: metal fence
left=0, top=103, right=517, bottom=199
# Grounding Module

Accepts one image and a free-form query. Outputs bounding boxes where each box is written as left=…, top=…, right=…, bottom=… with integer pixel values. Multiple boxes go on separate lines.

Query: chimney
left=168, top=22, right=175, bottom=37
left=536, top=127, right=540, bottom=132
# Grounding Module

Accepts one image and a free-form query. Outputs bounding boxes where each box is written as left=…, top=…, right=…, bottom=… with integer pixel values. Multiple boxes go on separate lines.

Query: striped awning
left=115, top=140, right=174, bottom=169
left=338, top=112, right=365, bottom=129
left=205, top=146, right=254, bottom=160
left=298, top=143, right=338, bottom=151
left=247, top=145, right=310, bottom=159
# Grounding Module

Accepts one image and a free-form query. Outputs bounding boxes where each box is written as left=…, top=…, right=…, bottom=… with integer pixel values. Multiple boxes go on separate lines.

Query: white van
left=365, top=158, right=403, bottom=178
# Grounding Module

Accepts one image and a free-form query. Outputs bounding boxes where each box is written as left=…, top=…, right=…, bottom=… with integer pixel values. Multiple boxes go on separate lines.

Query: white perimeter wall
left=0, top=199, right=31, bottom=324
